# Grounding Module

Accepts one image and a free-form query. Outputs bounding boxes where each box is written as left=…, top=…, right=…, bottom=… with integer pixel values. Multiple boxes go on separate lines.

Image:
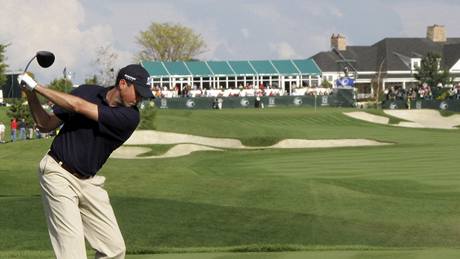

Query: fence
left=151, top=89, right=354, bottom=109
left=382, top=99, right=460, bottom=112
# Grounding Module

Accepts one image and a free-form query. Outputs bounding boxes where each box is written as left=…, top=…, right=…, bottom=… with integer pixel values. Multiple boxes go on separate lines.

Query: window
left=411, top=58, right=421, bottom=71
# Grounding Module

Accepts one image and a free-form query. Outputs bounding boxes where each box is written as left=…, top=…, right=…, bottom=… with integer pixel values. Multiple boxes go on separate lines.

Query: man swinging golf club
left=19, top=63, right=153, bottom=259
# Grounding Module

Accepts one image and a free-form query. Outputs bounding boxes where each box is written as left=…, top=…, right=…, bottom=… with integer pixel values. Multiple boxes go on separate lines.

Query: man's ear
left=118, top=79, right=127, bottom=89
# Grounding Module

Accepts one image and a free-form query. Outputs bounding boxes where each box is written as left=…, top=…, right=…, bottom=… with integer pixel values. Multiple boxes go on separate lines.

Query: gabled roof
left=311, top=37, right=460, bottom=72
left=443, top=43, right=460, bottom=68
left=375, top=38, right=460, bottom=71
left=311, top=47, right=377, bottom=72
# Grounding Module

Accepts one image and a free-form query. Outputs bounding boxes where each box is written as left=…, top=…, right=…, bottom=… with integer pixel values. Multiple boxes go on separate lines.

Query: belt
left=47, top=150, right=92, bottom=180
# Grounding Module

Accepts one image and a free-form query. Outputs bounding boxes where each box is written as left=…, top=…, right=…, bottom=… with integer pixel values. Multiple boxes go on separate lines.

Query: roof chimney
left=427, top=24, right=446, bottom=42
left=331, top=33, right=347, bottom=51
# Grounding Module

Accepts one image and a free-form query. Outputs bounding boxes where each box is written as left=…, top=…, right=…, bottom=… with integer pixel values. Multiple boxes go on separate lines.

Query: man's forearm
left=34, top=85, right=98, bottom=121
left=19, top=73, right=99, bottom=122
left=35, top=85, right=80, bottom=112
left=25, top=90, right=56, bottom=131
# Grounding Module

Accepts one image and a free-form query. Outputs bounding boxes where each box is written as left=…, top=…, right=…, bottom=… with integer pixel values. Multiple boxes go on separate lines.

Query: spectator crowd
left=384, top=83, right=460, bottom=102
left=0, top=117, right=58, bottom=144
left=150, top=83, right=332, bottom=99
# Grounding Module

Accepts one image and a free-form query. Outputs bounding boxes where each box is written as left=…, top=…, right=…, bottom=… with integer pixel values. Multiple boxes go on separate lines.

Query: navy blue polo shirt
left=50, top=84, right=140, bottom=177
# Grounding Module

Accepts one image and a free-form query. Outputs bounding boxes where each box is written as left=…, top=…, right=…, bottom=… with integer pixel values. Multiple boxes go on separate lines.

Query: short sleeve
left=98, top=105, right=140, bottom=141
left=53, top=105, right=72, bottom=121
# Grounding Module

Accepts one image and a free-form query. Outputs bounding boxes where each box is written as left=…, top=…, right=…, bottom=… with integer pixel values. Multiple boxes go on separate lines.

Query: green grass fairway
left=3, top=248, right=460, bottom=259
left=127, top=249, right=460, bottom=259
left=1, top=107, right=460, bottom=258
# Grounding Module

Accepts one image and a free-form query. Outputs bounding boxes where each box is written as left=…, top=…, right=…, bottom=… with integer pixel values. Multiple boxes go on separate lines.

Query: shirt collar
left=97, top=87, right=111, bottom=105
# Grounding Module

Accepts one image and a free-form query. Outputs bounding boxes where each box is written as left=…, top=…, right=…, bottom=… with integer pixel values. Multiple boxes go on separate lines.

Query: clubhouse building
left=140, top=24, right=460, bottom=99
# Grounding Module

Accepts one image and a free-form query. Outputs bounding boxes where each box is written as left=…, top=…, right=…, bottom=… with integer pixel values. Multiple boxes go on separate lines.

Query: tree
left=138, top=101, right=157, bottom=130
left=93, top=45, right=118, bottom=87
left=0, top=43, right=9, bottom=87
left=136, top=22, right=207, bottom=61
left=7, top=98, right=33, bottom=126
left=84, top=75, right=99, bottom=85
left=49, top=78, right=73, bottom=93
left=414, top=52, right=453, bottom=89
left=371, top=58, right=386, bottom=104
left=321, top=79, right=332, bottom=88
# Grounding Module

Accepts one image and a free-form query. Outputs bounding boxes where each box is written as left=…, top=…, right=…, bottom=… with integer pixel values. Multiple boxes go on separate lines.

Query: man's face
left=119, top=80, right=142, bottom=107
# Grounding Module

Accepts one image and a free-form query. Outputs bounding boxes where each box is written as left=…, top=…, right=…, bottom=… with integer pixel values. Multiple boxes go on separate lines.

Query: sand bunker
left=344, top=111, right=389, bottom=125
left=110, top=130, right=389, bottom=159
left=344, top=109, right=460, bottom=129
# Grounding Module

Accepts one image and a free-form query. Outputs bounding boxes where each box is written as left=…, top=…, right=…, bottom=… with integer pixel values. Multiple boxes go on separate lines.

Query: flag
left=335, top=77, right=355, bottom=87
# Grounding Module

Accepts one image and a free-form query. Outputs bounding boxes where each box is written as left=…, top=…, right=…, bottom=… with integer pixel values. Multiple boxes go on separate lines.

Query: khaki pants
left=38, top=154, right=126, bottom=259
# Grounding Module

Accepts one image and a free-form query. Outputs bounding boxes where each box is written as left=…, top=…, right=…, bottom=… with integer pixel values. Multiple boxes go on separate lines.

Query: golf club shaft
left=23, top=56, right=37, bottom=73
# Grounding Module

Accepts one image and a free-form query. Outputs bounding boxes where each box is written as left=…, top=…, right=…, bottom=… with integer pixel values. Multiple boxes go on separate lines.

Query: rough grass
left=240, top=136, right=281, bottom=146
left=130, top=144, right=176, bottom=157
left=439, top=110, right=457, bottom=117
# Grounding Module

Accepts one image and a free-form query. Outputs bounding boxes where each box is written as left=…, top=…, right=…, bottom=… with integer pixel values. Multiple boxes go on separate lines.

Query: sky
left=2, top=0, right=460, bottom=84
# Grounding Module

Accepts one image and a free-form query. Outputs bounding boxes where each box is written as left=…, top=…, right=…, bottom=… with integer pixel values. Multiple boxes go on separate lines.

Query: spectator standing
left=28, top=122, right=35, bottom=139
left=217, top=98, right=223, bottom=110
left=10, top=118, right=17, bottom=142
left=0, top=121, right=5, bottom=143
left=255, top=96, right=262, bottom=108
left=19, top=118, right=27, bottom=140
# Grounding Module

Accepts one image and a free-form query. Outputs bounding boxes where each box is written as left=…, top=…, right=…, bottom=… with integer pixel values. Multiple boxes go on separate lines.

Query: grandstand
left=141, top=59, right=321, bottom=95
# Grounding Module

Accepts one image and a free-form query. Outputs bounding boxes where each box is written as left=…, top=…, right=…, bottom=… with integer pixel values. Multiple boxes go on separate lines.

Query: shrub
left=138, top=101, right=157, bottom=130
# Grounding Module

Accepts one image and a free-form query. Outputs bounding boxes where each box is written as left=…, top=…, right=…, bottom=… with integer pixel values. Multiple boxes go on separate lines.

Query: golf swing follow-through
left=18, top=51, right=153, bottom=259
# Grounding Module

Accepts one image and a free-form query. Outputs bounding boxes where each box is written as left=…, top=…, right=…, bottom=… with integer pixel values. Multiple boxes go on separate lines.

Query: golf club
left=11, top=51, right=55, bottom=97
left=23, top=51, right=55, bottom=73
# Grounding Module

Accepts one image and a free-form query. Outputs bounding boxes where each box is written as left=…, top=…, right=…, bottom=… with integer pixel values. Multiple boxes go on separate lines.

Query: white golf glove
left=17, top=73, right=38, bottom=91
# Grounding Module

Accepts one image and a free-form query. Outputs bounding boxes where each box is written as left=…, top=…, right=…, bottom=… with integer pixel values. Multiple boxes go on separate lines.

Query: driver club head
left=23, top=50, right=56, bottom=73
left=36, top=51, right=55, bottom=68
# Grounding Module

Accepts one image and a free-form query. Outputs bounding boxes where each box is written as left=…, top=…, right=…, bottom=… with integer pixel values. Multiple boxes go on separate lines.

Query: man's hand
left=17, top=73, right=38, bottom=91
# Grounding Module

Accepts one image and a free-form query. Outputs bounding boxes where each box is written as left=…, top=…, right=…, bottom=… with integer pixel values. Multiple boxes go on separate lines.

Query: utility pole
left=375, top=58, right=386, bottom=108
left=332, top=47, right=358, bottom=81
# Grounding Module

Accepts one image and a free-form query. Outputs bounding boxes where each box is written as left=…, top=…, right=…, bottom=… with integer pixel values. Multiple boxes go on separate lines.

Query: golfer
left=19, top=64, right=153, bottom=259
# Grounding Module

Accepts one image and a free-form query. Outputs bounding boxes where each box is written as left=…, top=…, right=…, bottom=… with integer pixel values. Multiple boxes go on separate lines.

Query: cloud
left=241, top=28, right=250, bottom=39
left=389, top=1, right=460, bottom=37
left=329, top=6, right=344, bottom=17
left=2, top=0, right=460, bottom=85
left=0, top=0, right=116, bottom=84
left=270, top=42, right=297, bottom=59
left=245, top=3, right=282, bottom=20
